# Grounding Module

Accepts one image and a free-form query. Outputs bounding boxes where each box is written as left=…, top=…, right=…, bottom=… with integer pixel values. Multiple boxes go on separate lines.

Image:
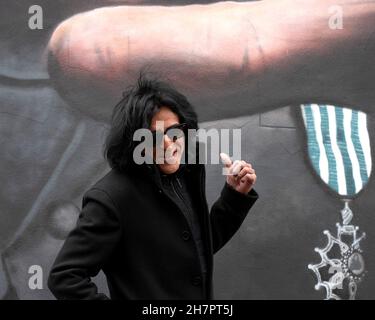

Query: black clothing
left=160, top=165, right=207, bottom=274
left=47, top=160, right=258, bottom=300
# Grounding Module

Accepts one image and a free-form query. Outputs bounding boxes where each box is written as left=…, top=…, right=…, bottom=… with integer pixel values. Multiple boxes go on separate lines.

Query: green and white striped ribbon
left=301, top=104, right=372, bottom=197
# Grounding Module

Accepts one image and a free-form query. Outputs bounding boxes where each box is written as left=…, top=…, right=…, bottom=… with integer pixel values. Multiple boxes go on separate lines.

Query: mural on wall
left=1, top=0, right=374, bottom=300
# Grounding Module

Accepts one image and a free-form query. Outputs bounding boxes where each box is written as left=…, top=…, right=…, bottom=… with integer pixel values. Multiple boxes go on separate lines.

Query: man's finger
left=237, top=167, right=252, bottom=180
left=243, top=162, right=252, bottom=169
left=231, top=160, right=242, bottom=175
left=241, top=173, right=256, bottom=184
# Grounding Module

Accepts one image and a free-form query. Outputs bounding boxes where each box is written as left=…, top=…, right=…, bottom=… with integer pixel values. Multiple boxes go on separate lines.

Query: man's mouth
left=163, top=149, right=179, bottom=163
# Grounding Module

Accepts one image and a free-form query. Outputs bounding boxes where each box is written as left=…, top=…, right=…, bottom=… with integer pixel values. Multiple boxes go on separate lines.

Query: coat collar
left=140, top=161, right=202, bottom=190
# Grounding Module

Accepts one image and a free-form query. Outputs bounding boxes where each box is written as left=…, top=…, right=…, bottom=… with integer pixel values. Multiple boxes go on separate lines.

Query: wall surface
left=1, top=0, right=374, bottom=300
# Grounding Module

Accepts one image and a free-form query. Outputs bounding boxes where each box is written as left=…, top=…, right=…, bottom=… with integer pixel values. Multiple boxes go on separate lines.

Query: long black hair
left=103, top=73, right=199, bottom=173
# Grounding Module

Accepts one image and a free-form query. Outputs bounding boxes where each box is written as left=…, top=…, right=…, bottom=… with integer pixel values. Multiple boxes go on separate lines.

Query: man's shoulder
left=82, top=168, right=135, bottom=208
left=90, top=168, right=131, bottom=188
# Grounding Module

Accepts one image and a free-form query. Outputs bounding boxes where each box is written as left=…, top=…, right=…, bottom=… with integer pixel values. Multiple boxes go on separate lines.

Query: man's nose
left=163, top=134, right=174, bottom=149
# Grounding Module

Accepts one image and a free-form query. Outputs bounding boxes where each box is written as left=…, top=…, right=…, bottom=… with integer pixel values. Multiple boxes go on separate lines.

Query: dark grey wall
left=1, top=0, right=374, bottom=300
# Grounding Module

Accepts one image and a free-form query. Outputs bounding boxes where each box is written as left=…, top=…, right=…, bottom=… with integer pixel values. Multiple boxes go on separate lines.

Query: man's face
left=150, top=106, right=185, bottom=174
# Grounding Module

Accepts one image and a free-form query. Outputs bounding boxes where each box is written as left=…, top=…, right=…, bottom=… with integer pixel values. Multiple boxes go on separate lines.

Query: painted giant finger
left=48, top=0, right=375, bottom=122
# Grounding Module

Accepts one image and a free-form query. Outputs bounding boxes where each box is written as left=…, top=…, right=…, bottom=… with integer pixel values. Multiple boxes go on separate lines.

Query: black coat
left=47, top=161, right=258, bottom=300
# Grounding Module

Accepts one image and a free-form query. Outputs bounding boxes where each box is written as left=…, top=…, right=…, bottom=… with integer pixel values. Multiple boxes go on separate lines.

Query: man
left=47, top=75, right=258, bottom=300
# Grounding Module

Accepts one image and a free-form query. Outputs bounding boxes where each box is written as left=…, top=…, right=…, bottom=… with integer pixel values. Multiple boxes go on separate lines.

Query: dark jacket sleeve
left=47, top=188, right=122, bottom=300
left=210, top=182, right=258, bottom=254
